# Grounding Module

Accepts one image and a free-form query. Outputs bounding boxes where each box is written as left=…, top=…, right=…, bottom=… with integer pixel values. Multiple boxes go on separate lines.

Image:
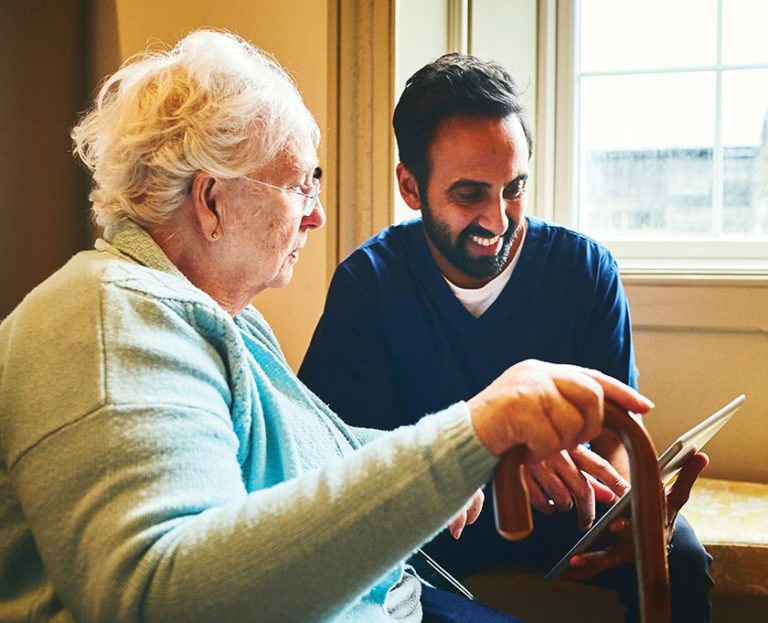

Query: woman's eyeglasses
left=242, top=168, right=322, bottom=216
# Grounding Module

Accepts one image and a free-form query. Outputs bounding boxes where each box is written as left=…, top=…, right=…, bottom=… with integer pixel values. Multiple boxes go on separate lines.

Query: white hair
left=71, top=29, right=320, bottom=228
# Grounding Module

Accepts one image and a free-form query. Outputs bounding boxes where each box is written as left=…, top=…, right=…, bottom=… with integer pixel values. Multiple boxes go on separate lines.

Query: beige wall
left=626, top=277, right=768, bottom=483
left=111, top=0, right=333, bottom=371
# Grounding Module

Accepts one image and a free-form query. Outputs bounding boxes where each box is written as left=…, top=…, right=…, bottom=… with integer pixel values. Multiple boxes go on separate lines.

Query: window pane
left=579, top=73, right=716, bottom=237
left=580, top=0, right=717, bottom=72
left=722, top=69, right=768, bottom=235
left=722, top=0, right=768, bottom=65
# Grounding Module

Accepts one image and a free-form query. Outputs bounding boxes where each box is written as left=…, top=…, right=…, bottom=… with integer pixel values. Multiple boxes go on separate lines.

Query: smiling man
left=414, top=113, right=527, bottom=289
left=299, top=54, right=713, bottom=622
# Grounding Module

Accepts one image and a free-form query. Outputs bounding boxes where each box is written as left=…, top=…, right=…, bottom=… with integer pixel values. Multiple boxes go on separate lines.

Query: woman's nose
left=302, top=197, right=326, bottom=230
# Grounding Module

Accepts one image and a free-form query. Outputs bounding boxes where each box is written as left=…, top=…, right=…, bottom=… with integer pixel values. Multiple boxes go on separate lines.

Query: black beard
left=421, top=203, right=519, bottom=280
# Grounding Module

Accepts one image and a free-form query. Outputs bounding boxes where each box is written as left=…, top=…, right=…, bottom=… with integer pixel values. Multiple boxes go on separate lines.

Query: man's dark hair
left=393, top=53, right=533, bottom=198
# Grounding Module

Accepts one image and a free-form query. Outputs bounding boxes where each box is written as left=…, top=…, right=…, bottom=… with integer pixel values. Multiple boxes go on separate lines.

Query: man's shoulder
left=338, top=219, right=425, bottom=278
left=528, top=216, right=609, bottom=249
left=527, top=217, right=617, bottom=266
left=322, top=219, right=434, bottom=314
left=351, top=218, right=421, bottom=258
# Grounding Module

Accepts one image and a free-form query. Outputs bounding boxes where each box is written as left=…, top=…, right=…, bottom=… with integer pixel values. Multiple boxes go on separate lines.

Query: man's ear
left=396, top=163, right=423, bottom=212
left=190, top=172, right=221, bottom=239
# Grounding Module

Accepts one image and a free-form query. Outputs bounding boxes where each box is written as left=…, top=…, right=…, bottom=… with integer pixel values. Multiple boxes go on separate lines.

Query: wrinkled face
left=221, top=137, right=324, bottom=296
left=418, top=114, right=529, bottom=287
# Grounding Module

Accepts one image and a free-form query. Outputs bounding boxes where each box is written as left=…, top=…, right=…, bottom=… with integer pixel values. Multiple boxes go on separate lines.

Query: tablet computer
left=544, top=394, right=745, bottom=581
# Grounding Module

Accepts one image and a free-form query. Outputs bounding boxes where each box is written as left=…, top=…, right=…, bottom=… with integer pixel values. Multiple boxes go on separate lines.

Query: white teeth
left=470, top=235, right=500, bottom=247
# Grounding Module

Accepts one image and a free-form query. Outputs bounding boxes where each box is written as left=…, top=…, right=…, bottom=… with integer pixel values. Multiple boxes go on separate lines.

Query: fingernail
left=570, top=556, right=587, bottom=568
left=612, top=518, right=627, bottom=532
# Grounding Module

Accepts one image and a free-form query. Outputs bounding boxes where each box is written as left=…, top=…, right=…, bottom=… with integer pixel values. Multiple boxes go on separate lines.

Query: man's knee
left=668, top=514, right=714, bottom=592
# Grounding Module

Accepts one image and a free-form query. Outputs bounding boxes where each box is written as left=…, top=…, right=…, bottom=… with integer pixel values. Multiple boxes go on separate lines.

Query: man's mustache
left=460, top=222, right=516, bottom=241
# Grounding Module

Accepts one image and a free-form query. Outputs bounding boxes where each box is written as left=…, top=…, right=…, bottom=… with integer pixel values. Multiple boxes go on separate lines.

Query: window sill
left=621, top=265, right=768, bottom=333
left=619, top=260, right=768, bottom=287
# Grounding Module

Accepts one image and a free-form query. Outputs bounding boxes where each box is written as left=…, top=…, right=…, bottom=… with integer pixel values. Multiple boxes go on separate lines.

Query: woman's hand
left=448, top=489, right=485, bottom=539
left=467, top=360, right=654, bottom=460
left=559, top=452, right=709, bottom=580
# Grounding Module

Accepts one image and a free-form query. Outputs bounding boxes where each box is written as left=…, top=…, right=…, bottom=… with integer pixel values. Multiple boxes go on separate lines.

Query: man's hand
left=524, top=445, right=630, bottom=530
left=559, top=452, right=710, bottom=581
left=447, top=489, right=485, bottom=539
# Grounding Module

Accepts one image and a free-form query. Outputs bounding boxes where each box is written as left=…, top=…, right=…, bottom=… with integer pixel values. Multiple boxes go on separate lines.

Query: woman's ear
left=396, top=163, right=423, bottom=212
left=190, top=172, right=221, bottom=239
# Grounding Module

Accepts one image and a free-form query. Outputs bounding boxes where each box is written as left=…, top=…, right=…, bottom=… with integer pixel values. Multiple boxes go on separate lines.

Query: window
left=557, top=0, right=768, bottom=271
left=394, top=0, right=768, bottom=273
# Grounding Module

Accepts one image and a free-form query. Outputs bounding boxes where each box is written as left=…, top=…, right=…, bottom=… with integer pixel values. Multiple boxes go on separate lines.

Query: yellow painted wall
left=626, top=278, right=768, bottom=483
left=110, top=0, right=332, bottom=371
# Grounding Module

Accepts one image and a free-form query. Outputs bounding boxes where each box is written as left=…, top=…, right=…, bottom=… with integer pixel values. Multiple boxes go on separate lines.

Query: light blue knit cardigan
left=0, top=219, right=498, bottom=622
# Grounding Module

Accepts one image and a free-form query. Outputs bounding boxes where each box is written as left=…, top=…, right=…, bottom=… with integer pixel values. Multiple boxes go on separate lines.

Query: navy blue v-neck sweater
left=300, top=216, right=638, bottom=430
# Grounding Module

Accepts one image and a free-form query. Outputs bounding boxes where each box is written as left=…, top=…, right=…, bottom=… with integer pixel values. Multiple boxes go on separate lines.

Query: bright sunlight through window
left=576, top=0, right=768, bottom=245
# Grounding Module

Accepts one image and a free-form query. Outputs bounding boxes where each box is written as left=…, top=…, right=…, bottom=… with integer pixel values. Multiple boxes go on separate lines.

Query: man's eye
left=451, top=189, right=486, bottom=204
left=504, top=179, right=527, bottom=199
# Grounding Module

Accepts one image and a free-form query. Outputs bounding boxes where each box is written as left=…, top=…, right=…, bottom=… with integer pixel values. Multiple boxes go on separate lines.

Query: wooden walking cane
left=492, top=401, right=671, bottom=623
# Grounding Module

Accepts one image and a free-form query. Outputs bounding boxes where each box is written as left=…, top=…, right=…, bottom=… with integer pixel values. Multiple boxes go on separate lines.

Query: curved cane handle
left=493, top=446, right=533, bottom=540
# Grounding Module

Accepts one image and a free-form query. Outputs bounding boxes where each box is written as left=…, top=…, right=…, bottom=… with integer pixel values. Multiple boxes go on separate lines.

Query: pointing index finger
left=579, top=367, right=654, bottom=415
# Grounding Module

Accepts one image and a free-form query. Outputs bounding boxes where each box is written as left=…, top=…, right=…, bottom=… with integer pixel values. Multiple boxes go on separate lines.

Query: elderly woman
left=0, top=31, right=656, bottom=623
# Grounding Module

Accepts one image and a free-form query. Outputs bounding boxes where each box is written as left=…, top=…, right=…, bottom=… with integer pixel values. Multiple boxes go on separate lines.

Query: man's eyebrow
left=446, top=179, right=492, bottom=192
left=447, top=173, right=528, bottom=192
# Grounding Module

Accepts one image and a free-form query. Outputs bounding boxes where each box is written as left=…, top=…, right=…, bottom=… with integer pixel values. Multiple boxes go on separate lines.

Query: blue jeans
left=420, top=498, right=713, bottom=623
left=421, top=585, right=525, bottom=622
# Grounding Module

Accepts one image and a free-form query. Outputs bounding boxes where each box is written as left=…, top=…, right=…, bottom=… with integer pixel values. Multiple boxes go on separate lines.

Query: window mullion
left=553, top=0, right=579, bottom=228
left=713, top=0, right=725, bottom=237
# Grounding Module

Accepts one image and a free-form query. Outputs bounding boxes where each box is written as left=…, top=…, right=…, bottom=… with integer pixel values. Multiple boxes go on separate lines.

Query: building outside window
left=572, top=0, right=768, bottom=270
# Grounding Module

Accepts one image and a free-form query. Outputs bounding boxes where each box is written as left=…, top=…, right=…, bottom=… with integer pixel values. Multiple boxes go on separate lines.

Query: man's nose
left=476, top=196, right=509, bottom=237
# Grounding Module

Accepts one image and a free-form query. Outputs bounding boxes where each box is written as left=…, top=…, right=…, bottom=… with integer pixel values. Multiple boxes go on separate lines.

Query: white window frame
left=548, top=0, right=768, bottom=276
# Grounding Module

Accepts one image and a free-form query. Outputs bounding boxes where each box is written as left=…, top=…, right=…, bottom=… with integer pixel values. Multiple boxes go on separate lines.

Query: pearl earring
left=211, top=232, right=219, bottom=239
